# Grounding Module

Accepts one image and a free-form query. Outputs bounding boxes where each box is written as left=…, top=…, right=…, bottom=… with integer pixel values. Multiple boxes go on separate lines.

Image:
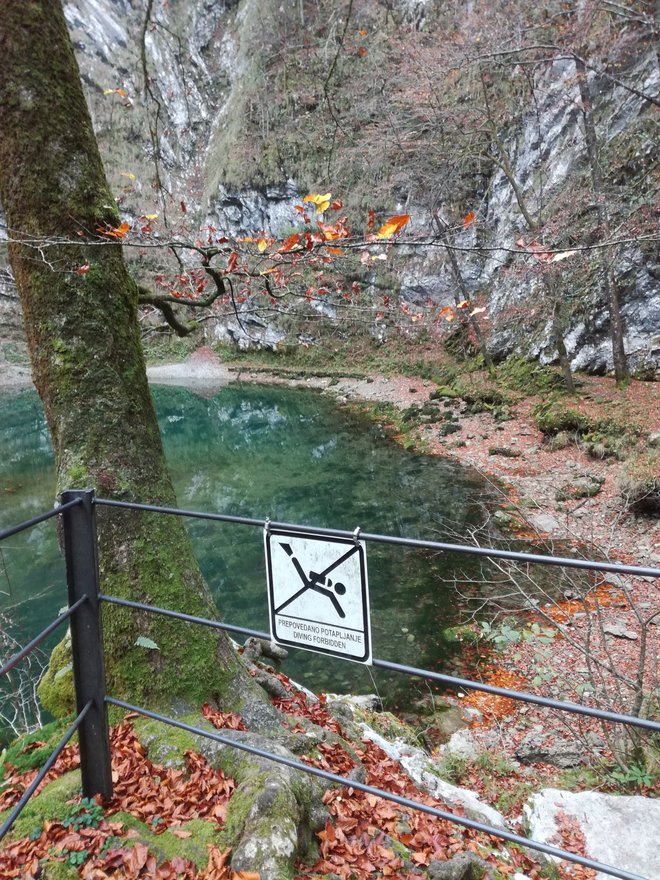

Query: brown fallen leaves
left=0, top=680, right=579, bottom=880
left=551, top=810, right=596, bottom=880
left=0, top=715, right=251, bottom=879
left=279, top=686, right=552, bottom=880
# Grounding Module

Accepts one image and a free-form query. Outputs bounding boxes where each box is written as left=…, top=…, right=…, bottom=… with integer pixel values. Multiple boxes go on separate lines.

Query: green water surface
left=0, top=382, right=494, bottom=707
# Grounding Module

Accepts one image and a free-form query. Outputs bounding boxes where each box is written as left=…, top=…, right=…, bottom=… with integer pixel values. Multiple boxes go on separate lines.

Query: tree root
left=194, top=728, right=328, bottom=880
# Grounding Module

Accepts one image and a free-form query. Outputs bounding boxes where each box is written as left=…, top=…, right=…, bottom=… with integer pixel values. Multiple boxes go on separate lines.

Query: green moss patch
left=132, top=716, right=199, bottom=769
left=533, top=401, right=641, bottom=463
left=0, top=717, right=74, bottom=783
left=0, top=771, right=81, bottom=842
left=112, top=813, right=221, bottom=869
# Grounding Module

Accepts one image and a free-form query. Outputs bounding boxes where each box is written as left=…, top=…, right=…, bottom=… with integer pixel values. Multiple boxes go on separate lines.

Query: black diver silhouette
left=274, top=542, right=358, bottom=619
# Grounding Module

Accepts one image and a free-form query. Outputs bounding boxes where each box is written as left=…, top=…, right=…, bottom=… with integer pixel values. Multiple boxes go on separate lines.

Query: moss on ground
left=0, top=717, right=74, bottom=783
left=112, top=813, right=221, bottom=869
left=0, top=772, right=81, bottom=842
left=0, top=773, right=220, bottom=873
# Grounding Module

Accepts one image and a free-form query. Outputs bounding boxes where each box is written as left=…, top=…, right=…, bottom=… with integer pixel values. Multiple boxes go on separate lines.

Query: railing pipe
left=93, top=498, right=660, bottom=579
left=98, top=594, right=660, bottom=733
left=0, top=498, right=81, bottom=543
left=0, top=595, right=87, bottom=678
left=99, top=593, right=269, bottom=641
left=60, top=489, right=112, bottom=800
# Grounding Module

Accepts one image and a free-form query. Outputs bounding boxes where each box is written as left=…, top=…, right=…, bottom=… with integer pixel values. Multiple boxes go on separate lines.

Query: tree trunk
left=575, top=55, right=629, bottom=385
left=435, top=220, right=495, bottom=375
left=0, top=0, right=263, bottom=718
left=544, top=273, right=576, bottom=394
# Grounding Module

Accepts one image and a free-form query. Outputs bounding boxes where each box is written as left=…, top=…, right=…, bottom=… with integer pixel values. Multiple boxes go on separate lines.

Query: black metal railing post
left=60, top=488, right=112, bottom=800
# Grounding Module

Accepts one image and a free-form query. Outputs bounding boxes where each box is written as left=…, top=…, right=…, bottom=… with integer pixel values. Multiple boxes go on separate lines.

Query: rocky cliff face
left=2, top=0, right=658, bottom=375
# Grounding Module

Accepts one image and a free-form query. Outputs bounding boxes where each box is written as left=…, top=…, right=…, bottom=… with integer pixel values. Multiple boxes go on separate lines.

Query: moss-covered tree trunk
left=0, top=0, right=260, bottom=716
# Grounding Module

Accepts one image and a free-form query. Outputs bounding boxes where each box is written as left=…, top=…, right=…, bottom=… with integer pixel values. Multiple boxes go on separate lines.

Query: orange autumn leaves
left=270, top=194, right=410, bottom=257
left=0, top=677, right=552, bottom=880
left=0, top=717, right=250, bottom=880
left=372, top=213, right=411, bottom=240
left=89, top=196, right=490, bottom=328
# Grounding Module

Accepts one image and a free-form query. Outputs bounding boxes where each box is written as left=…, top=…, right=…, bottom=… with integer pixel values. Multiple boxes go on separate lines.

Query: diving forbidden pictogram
left=265, top=526, right=372, bottom=664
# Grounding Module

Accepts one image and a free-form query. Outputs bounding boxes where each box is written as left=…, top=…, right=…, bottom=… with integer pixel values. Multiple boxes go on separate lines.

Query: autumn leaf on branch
left=516, top=236, right=577, bottom=264
left=438, top=306, right=455, bottom=322
left=279, top=233, right=303, bottom=252
left=550, top=249, right=577, bottom=263
left=303, top=192, right=332, bottom=213
left=463, top=210, right=477, bottom=229
left=374, top=214, right=411, bottom=240
left=96, top=221, right=131, bottom=239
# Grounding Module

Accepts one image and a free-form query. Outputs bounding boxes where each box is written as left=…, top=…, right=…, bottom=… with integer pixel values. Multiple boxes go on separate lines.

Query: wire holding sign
left=265, top=526, right=372, bottom=664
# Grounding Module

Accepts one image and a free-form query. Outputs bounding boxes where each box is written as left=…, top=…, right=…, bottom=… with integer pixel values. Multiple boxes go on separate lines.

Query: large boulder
left=524, top=788, right=660, bottom=880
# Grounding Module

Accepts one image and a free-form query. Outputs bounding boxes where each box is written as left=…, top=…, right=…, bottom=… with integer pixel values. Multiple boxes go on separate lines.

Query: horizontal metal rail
left=99, top=594, right=660, bottom=733
left=0, top=596, right=88, bottom=678
left=106, top=696, right=646, bottom=880
left=94, top=498, right=660, bottom=579
left=99, top=594, right=268, bottom=641
left=0, top=701, right=92, bottom=843
left=0, top=498, right=81, bottom=543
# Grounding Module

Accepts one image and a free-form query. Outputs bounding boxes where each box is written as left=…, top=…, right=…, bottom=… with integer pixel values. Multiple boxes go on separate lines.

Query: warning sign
left=265, top=527, right=372, bottom=664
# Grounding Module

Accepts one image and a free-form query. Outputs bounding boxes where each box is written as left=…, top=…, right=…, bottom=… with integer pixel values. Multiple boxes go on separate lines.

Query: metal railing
left=1, top=488, right=658, bottom=880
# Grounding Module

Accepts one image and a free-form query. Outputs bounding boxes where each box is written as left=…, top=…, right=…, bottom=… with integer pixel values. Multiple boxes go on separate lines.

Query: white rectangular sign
left=265, top=527, right=372, bottom=664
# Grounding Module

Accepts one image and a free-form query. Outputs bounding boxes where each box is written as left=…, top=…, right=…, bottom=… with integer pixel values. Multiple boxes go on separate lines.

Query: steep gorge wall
left=1, top=0, right=658, bottom=375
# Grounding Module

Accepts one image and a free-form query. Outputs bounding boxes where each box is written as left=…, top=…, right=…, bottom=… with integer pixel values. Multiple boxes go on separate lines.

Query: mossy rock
left=430, top=384, right=461, bottom=400
left=37, top=637, right=75, bottom=718
left=132, top=716, right=199, bottom=769
left=462, top=388, right=509, bottom=413
left=581, top=433, right=628, bottom=461
left=113, top=813, right=221, bottom=869
left=440, top=422, right=462, bottom=436
left=547, top=431, right=573, bottom=451
left=555, top=476, right=604, bottom=502
left=493, top=510, right=516, bottom=528
left=533, top=401, right=590, bottom=435
left=498, top=357, right=565, bottom=395
left=618, top=450, right=660, bottom=515
left=488, top=446, right=522, bottom=458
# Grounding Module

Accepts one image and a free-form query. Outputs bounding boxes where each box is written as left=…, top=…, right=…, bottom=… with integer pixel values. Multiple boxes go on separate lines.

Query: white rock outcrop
left=524, top=787, right=660, bottom=880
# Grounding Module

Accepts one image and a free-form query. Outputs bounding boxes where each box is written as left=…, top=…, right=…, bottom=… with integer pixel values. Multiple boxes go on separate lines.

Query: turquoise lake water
left=0, top=382, right=495, bottom=708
